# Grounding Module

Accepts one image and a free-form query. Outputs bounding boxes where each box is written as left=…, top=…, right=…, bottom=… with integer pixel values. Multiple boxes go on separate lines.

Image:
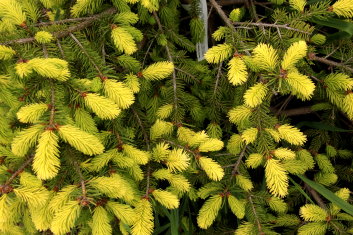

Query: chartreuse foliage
left=0, top=0, right=353, bottom=234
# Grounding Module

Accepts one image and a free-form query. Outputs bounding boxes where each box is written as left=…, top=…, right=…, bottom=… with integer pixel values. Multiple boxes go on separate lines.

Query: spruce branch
left=162, top=139, right=198, bottom=157
left=1, top=155, right=35, bottom=192
left=144, top=164, right=152, bottom=197
left=304, top=183, right=327, bottom=210
left=153, top=11, right=179, bottom=121
left=113, top=130, right=123, bottom=149
left=209, top=0, right=251, bottom=56
left=131, top=107, right=150, bottom=150
left=231, top=145, right=247, bottom=177
left=213, top=63, right=223, bottom=97
left=247, top=0, right=265, bottom=34
left=56, top=40, right=66, bottom=58
left=275, top=95, right=293, bottom=116
left=248, top=194, right=264, bottom=234
left=308, top=53, right=353, bottom=73
left=175, top=67, right=201, bottom=84
left=34, top=16, right=100, bottom=27
left=210, top=0, right=311, bottom=47
left=209, top=0, right=235, bottom=30
left=233, top=22, right=312, bottom=35
left=273, top=106, right=313, bottom=116
left=73, top=162, right=87, bottom=197
left=217, top=0, right=273, bottom=6
left=42, top=45, right=57, bottom=127
left=1, top=8, right=117, bottom=46
left=131, top=107, right=153, bottom=197
left=142, top=39, right=155, bottom=68
left=69, top=33, right=104, bottom=77
left=73, top=161, right=91, bottom=206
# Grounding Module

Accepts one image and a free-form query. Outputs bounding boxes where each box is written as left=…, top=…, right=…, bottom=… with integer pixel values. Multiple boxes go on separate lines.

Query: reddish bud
left=0, top=185, right=13, bottom=194
left=100, top=76, right=108, bottom=81
left=137, top=72, right=143, bottom=78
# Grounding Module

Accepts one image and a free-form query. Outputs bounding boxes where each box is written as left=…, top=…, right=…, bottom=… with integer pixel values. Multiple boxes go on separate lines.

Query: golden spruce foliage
left=33, top=130, right=60, bottom=180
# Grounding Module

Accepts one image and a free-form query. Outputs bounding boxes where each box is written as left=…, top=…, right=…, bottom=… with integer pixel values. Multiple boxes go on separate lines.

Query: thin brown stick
left=69, top=33, right=103, bottom=77
left=209, top=0, right=235, bottom=30
left=276, top=106, right=313, bottom=116
left=152, top=12, right=179, bottom=120
left=1, top=8, right=116, bottom=46
left=74, top=161, right=87, bottom=197
left=275, top=95, right=293, bottom=116
left=248, top=194, right=264, bottom=234
left=56, top=40, right=65, bottom=58
left=131, top=107, right=152, bottom=196
left=208, top=0, right=251, bottom=56
left=42, top=45, right=57, bottom=127
left=131, top=107, right=150, bottom=150
left=175, top=67, right=201, bottom=84
left=213, top=63, right=223, bottom=97
left=233, top=21, right=311, bottom=34
left=231, top=145, right=247, bottom=177
left=34, top=16, right=95, bottom=27
left=304, top=183, right=327, bottom=209
left=145, top=164, right=151, bottom=196
left=308, top=53, right=353, bottom=73
left=162, top=139, right=197, bottom=157
left=217, top=0, right=273, bottom=6
left=217, top=0, right=247, bottom=5
left=4, top=155, right=35, bottom=186
left=248, top=0, right=265, bottom=34
left=142, top=38, right=155, bottom=68
left=113, top=130, right=124, bottom=148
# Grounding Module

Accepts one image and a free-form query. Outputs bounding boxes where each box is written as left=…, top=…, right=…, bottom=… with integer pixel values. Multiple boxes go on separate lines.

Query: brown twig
left=42, top=45, right=57, bottom=127
left=175, top=67, right=201, bottom=84
left=131, top=107, right=153, bottom=196
left=1, top=8, right=117, bottom=46
left=248, top=194, right=264, bottom=234
left=217, top=0, right=273, bottom=6
left=162, top=139, right=197, bottom=157
left=213, top=63, right=223, bottom=97
left=74, top=161, right=87, bottom=197
left=217, top=0, right=247, bottom=5
left=34, top=16, right=96, bottom=27
left=248, top=0, right=265, bottom=34
left=274, top=106, right=313, bottom=116
left=233, top=21, right=311, bottom=35
left=131, top=107, right=150, bottom=150
left=73, top=161, right=91, bottom=206
left=275, top=95, right=293, bottom=116
left=152, top=11, right=179, bottom=120
left=231, top=145, right=247, bottom=177
left=208, top=0, right=251, bottom=56
left=308, top=53, right=353, bottom=73
left=69, top=33, right=104, bottom=77
left=304, top=183, right=327, bottom=209
left=141, top=38, right=155, bottom=68
left=113, top=130, right=123, bottom=148
left=56, top=40, right=65, bottom=58
left=145, top=164, right=151, bottom=197
left=4, top=155, right=35, bottom=186
left=209, top=0, right=235, bottom=30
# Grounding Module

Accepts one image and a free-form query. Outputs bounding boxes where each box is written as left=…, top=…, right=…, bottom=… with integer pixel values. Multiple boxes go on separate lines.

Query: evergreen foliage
left=1, top=0, right=353, bottom=234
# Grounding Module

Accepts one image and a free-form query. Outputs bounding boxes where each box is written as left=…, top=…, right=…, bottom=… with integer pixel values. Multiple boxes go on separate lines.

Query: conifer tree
left=1, top=0, right=353, bottom=234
